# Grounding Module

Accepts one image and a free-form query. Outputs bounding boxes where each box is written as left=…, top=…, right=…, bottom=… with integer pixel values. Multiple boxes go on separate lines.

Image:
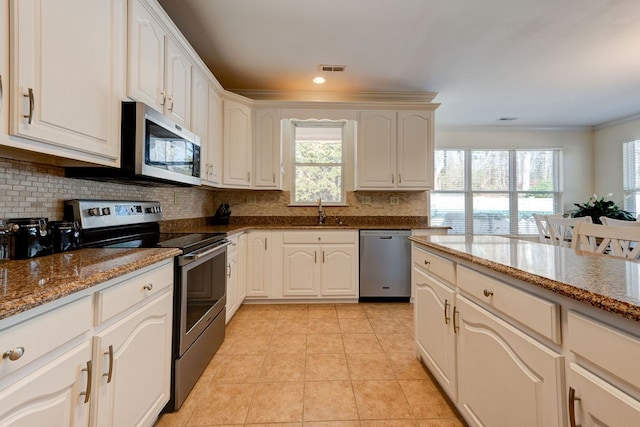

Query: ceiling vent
left=319, top=65, right=346, bottom=72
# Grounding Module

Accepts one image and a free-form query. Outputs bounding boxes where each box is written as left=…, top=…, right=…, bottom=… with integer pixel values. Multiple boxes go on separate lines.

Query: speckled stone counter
left=410, top=235, right=640, bottom=322
left=160, top=215, right=450, bottom=236
left=0, top=247, right=181, bottom=320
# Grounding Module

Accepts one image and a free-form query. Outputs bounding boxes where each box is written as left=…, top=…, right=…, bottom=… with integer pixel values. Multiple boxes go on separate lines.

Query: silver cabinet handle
left=0, top=75, right=3, bottom=112
left=272, top=172, right=276, bottom=183
left=424, top=260, right=430, bottom=266
left=103, top=345, right=114, bottom=383
left=80, top=360, right=92, bottom=404
left=264, top=238, right=267, bottom=251
left=160, top=90, right=166, bottom=106
left=453, top=306, right=459, bottom=334
left=314, top=251, right=317, bottom=263
left=399, top=174, right=402, bottom=184
left=23, top=88, right=34, bottom=124
left=391, top=174, right=394, bottom=184
left=444, top=299, right=450, bottom=325
left=568, top=387, right=581, bottom=427
left=227, top=263, right=231, bottom=278
left=3, top=347, right=25, bottom=361
left=322, top=251, right=325, bottom=263
left=143, top=284, right=153, bottom=291
left=483, top=289, right=494, bottom=297
left=168, top=96, right=174, bottom=113
left=247, top=172, right=251, bottom=182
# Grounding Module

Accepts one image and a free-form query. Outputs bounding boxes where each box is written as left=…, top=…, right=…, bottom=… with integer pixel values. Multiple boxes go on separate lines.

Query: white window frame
left=290, top=120, right=346, bottom=206
left=430, top=148, right=563, bottom=236
left=623, top=140, right=640, bottom=215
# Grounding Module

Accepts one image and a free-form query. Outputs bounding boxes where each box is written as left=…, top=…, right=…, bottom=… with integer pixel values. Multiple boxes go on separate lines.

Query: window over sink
left=623, top=140, right=640, bottom=215
left=290, top=120, right=346, bottom=205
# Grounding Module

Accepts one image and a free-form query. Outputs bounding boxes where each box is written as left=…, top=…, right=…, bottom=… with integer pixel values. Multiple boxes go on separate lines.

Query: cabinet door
left=456, top=295, right=564, bottom=427
left=237, top=233, right=248, bottom=303
left=0, top=1, right=7, bottom=139
left=320, top=244, right=357, bottom=296
left=93, top=292, right=172, bottom=427
left=127, top=0, right=164, bottom=112
left=222, top=99, right=252, bottom=187
left=283, top=244, right=320, bottom=297
left=356, top=111, right=396, bottom=189
left=164, top=37, right=190, bottom=127
left=414, top=268, right=456, bottom=400
left=0, top=341, right=92, bottom=427
left=191, top=68, right=208, bottom=180
left=568, top=363, right=640, bottom=427
left=246, top=232, right=271, bottom=297
left=253, top=108, right=282, bottom=189
left=226, top=242, right=239, bottom=322
left=10, top=0, right=124, bottom=166
left=205, top=85, right=222, bottom=185
left=397, top=110, right=433, bottom=189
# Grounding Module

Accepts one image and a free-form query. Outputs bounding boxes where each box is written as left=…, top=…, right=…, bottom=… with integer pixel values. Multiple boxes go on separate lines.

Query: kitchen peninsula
left=411, top=235, right=640, bottom=426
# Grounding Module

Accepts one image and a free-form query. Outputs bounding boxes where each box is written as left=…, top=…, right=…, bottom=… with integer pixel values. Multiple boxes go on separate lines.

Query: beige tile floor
left=155, top=302, right=466, bottom=427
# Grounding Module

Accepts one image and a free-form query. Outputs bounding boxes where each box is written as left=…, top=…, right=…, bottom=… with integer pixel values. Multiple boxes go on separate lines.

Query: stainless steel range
left=64, top=199, right=228, bottom=411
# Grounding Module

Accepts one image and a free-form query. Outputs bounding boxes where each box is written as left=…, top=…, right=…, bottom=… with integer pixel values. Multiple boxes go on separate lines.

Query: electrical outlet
left=361, top=195, right=372, bottom=205
left=246, top=195, right=257, bottom=204
left=389, top=196, right=400, bottom=206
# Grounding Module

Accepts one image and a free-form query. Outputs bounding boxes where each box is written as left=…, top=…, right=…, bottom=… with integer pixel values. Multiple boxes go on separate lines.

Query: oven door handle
left=180, top=241, right=230, bottom=265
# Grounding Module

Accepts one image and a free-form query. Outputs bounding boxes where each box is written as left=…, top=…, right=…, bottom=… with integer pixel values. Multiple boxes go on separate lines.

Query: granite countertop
left=410, top=235, right=640, bottom=322
left=0, top=247, right=181, bottom=321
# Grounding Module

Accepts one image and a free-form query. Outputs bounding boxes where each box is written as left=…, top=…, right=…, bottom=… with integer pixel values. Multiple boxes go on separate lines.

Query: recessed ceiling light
left=312, top=76, right=326, bottom=84
left=498, top=117, right=518, bottom=121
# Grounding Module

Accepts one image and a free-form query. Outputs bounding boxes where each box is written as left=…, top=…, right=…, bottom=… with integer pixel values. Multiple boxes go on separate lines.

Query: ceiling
left=157, top=0, right=640, bottom=128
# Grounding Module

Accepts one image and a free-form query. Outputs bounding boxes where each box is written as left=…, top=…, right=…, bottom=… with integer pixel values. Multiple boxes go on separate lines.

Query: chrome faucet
left=318, top=198, right=326, bottom=224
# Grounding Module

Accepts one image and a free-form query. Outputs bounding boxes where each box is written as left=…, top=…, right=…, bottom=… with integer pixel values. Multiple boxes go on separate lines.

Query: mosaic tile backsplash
left=0, top=157, right=428, bottom=221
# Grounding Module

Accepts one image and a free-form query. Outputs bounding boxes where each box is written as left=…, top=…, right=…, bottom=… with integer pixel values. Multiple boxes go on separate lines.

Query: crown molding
left=230, top=89, right=438, bottom=104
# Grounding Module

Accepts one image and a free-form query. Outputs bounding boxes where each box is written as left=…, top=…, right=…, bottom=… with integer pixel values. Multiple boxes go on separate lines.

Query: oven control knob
left=88, top=207, right=102, bottom=216
left=102, top=207, right=111, bottom=216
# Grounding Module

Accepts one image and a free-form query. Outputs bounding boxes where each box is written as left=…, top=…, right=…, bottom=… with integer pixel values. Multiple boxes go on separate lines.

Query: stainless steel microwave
left=66, top=102, right=201, bottom=186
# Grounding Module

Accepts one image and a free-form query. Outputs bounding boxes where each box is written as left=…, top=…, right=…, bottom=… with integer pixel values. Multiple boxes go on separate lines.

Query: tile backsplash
left=0, top=157, right=428, bottom=221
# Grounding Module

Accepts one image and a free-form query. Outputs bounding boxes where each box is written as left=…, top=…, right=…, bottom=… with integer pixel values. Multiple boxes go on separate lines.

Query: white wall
left=434, top=127, right=594, bottom=214
left=594, top=115, right=640, bottom=205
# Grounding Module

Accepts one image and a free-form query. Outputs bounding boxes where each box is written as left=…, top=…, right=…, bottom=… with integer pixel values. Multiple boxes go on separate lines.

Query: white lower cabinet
left=456, top=295, right=564, bottom=427
left=413, top=242, right=564, bottom=427
left=0, top=341, right=92, bottom=426
left=414, top=268, right=456, bottom=400
left=0, top=259, right=174, bottom=427
left=282, top=231, right=357, bottom=299
left=568, top=363, right=640, bottom=427
left=246, top=231, right=273, bottom=298
left=226, top=234, right=247, bottom=322
left=92, top=291, right=172, bottom=427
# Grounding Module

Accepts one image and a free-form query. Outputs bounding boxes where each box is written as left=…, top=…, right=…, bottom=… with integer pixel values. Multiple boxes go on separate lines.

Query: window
left=291, top=121, right=345, bottom=205
left=430, top=148, right=562, bottom=235
left=623, top=140, right=640, bottom=214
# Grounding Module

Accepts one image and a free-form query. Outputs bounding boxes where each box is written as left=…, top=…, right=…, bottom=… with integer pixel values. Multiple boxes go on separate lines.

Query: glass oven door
left=178, top=243, right=227, bottom=356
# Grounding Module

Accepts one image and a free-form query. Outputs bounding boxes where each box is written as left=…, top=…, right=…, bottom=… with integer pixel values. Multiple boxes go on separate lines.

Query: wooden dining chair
left=573, top=222, right=640, bottom=260
left=546, top=216, right=592, bottom=248
left=533, top=213, right=562, bottom=244
left=599, top=216, right=640, bottom=226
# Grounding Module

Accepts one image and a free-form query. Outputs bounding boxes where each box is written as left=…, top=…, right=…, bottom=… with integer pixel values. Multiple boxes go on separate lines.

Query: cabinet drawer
left=96, top=261, right=173, bottom=324
left=283, top=231, right=357, bottom=244
left=0, top=296, right=92, bottom=378
left=568, top=311, right=640, bottom=389
left=458, top=266, right=561, bottom=344
left=412, top=245, right=455, bottom=284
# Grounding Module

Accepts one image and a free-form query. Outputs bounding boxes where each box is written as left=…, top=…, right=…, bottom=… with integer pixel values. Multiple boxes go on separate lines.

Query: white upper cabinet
left=253, top=108, right=282, bottom=189
left=205, top=85, right=222, bottom=185
left=356, top=109, right=433, bottom=190
left=1, top=1, right=7, bottom=140
left=8, top=0, right=125, bottom=166
left=222, top=98, right=252, bottom=188
left=128, top=0, right=190, bottom=127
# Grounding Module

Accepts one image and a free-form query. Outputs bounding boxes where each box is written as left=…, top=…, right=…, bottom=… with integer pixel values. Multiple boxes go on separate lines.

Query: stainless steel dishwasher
left=359, top=230, right=411, bottom=301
